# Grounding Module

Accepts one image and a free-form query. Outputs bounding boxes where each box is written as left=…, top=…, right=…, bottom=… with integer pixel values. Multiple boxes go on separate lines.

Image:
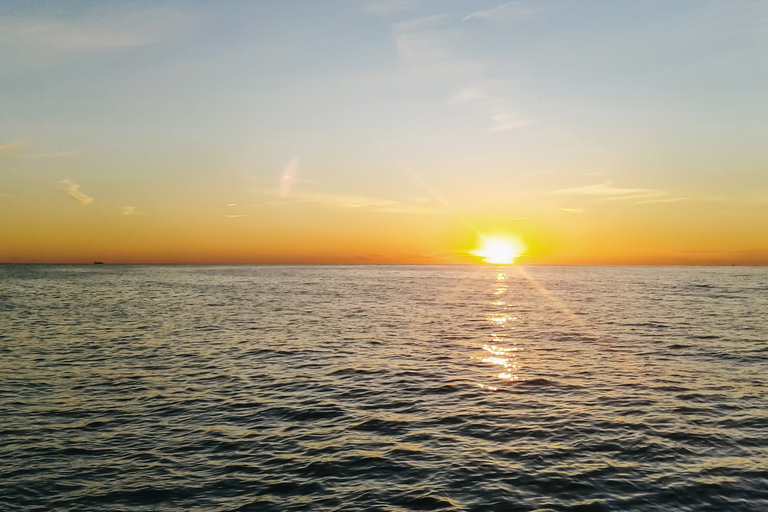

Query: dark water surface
left=1, top=265, right=767, bottom=511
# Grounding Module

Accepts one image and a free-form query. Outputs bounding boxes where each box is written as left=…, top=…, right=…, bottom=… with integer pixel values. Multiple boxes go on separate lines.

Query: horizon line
left=1, top=262, right=765, bottom=267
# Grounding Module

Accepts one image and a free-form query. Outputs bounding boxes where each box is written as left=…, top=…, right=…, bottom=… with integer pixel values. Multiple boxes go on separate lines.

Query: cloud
left=448, top=86, right=490, bottom=105
left=447, top=81, right=535, bottom=134
left=0, top=7, right=192, bottom=59
left=58, top=180, right=142, bottom=213
left=633, top=197, right=687, bottom=205
left=0, top=140, right=24, bottom=155
left=395, top=18, right=447, bottom=64
left=383, top=13, right=535, bottom=136
left=463, top=2, right=539, bottom=23
left=392, top=16, right=483, bottom=82
left=489, top=112, right=533, bottom=132
left=381, top=13, right=536, bottom=135
left=25, top=150, right=82, bottom=159
left=60, top=180, right=94, bottom=205
left=279, top=157, right=300, bottom=198
left=550, top=182, right=673, bottom=202
left=272, top=190, right=442, bottom=215
left=367, top=0, right=420, bottom=17
left=0, top=140, right=82, bottom=159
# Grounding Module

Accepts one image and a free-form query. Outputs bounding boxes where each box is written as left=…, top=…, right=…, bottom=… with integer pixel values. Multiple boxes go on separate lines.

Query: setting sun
left=471, top=236, right=527, bottom=265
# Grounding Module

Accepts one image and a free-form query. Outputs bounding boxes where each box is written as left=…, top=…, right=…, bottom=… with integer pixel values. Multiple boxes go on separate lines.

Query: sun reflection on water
left=473, top=267, right=523, bottom=388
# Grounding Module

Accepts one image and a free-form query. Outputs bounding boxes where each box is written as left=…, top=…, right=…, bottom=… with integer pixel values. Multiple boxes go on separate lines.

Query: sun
left=471, top=236, right=526, bottom=264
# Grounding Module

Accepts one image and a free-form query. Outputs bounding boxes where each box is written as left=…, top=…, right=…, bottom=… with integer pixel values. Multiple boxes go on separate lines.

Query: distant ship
left=93, top=261, right=104, bottom=265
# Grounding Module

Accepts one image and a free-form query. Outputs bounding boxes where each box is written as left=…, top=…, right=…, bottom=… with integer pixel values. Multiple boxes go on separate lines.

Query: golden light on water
left=471, top=236, right=527, bottom=264
left=471, top=265, right=525, bottom=387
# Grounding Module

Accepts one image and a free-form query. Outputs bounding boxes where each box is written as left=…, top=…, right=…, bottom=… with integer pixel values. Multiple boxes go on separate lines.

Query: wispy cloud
left=392, top=16, right=483, bottom=82
left=275, top=159, right=400, bottom=214
left=489, top=112, right=533, bottom=132
left=60, top=180, right=94, bottom=205
left=0, top=140, right=81, bottom=159
left=448, top=86, right=490, bottom=105
left=0, top=140, right=24, bottom=155
left=379, top=10, right=536, bottom=135
left=550, top=182, right=674, bottom=203
left=25, top=150, right=82, bottom=159
left=448, top=81, right=533, bottom=134
left=395, top=17, right=447, bottom=63
left=0, top=7, right=192, bottom=59
left=271, top=190, right=442, bottom=215
left=633, top=197, right=687, bottom=205
left=59, top=180, right=144, bottom=213
left=367, top=0, right=420, bottom=17
left=463, top=2, right=540, bottom=23
left=392, top=15, right=534, bottom=133
left=279, top=157, right=300, bottom=198
left=116, top=206, right=136, bottom=215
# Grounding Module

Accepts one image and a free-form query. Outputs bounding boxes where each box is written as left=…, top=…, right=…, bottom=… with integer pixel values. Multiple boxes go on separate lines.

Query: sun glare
left=471, top=236, right=526, bottom=264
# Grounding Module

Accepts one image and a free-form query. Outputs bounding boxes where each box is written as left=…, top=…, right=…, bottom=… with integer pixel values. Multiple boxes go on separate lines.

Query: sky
left=1, top=0, right=767, bottom=264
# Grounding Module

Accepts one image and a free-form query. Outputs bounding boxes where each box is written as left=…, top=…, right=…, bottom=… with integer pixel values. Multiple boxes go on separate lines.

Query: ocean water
left=1, top=264, right=767, bottom=512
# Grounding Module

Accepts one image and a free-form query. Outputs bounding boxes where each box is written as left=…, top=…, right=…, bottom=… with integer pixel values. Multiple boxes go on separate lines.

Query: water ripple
left=1, top=264, right=767, bottom=511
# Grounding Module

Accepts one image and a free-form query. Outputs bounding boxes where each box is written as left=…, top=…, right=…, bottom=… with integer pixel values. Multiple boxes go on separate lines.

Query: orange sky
left=1, top=2, right=767, bottom=265
left=2, top=187, right=766, bottom=264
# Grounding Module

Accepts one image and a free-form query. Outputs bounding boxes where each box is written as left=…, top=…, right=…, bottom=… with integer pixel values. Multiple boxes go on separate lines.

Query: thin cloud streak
left=0, top=140, right=24, bottom=155
left=0, top=7, right=192, bottom=59
left=367, top=0, right=420, bottom=17
left=60, top=180, right=94, bottom=205
left=387, top=13, right=535, bottom=135
left=0, top=140, right=80, bottom=159
left=448, top=82, right=533, bottom=135
left=633, top=197, right=688, bottom=205
left=279, top=158, right=300, bottom=198
left=550, top=182, right=673, bottom=202
left=25, top=150, right=82, bottom=159
left=392, top=16, right=483, bottom=82
left=489, top=113, right=533, bottom=132
left=448, top=86, right=490, bottom=105
left=463, top=2, right=539, bottom=23
left=270, top=190, right=442, bottom=215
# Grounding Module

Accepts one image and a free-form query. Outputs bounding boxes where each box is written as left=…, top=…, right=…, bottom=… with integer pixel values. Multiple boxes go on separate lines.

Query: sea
left=1, top=264, right=767, bottom=511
